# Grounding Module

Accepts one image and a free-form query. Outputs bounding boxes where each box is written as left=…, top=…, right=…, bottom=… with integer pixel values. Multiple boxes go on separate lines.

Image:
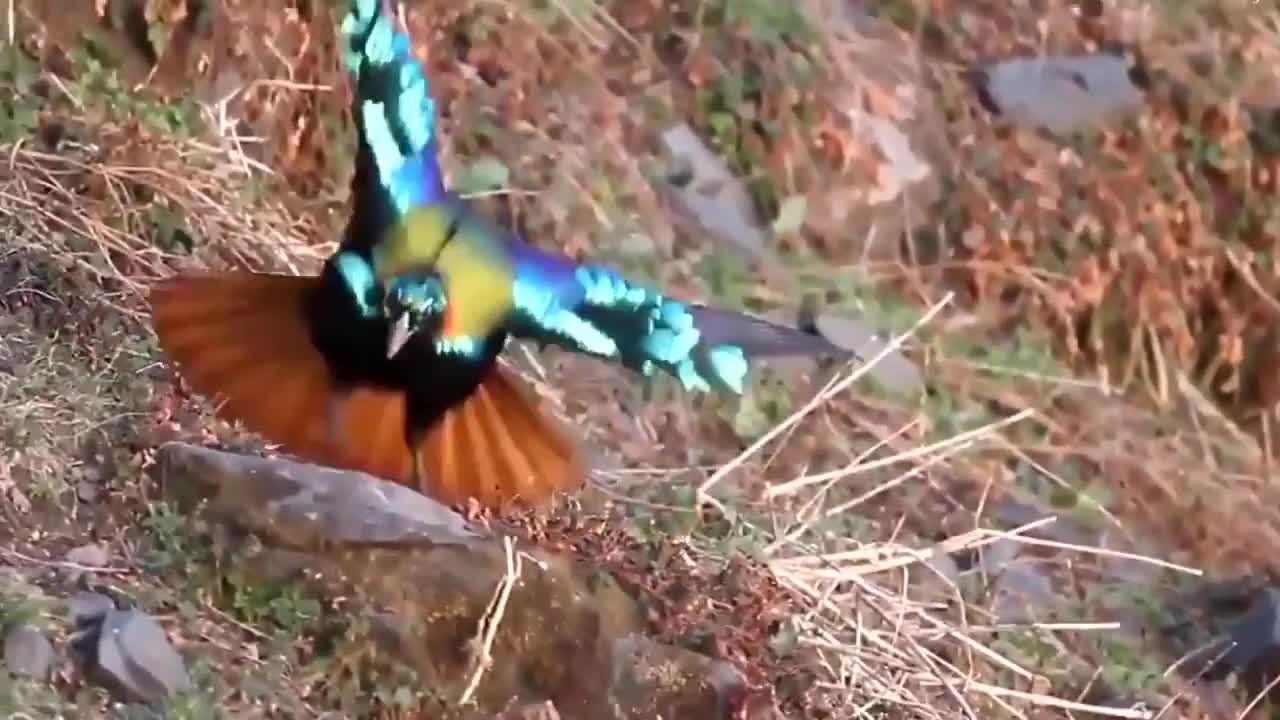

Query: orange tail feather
left=424, top=368, right=583, bottom=509
left=150, top=272, right=582, bottom=510
left=332, top=368, right=583, bottom=509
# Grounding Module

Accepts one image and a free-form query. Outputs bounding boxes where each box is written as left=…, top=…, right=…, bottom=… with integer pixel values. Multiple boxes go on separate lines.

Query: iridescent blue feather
left=341, top=0, right=445, bottom=226
left=499, top=237, right=847, bottom=394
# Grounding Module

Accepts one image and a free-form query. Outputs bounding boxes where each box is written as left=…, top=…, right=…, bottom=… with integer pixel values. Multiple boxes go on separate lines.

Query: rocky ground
left=1, top=0, right=1279, bottom=718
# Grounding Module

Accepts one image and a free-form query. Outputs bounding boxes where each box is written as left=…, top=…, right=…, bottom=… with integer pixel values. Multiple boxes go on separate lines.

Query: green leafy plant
left=0, top=46, right=40, bottom=143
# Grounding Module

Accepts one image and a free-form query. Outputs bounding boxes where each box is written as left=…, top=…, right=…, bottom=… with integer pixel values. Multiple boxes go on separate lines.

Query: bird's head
left=382, top=270, right=447, bottom=359
left=369, top=204, right=458, bottom=359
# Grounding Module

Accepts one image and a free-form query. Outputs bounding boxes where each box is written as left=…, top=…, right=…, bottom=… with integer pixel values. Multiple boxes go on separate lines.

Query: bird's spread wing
left=499, top=236, right=849, bottom=394
left=149, top=272, right=345, bottom=466
left=340, top=0, right=446, bottom=254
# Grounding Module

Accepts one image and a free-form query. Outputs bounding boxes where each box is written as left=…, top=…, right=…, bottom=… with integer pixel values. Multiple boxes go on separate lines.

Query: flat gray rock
left=93, top=608, right=191, bottom=703
left=155, top=444, right=751, bottom=718
left=65, top=543, right=111, bottom=568
left=806, top=311, right=925, bottom=398
left=158, top=441, right=483, bottom=549
left=658, top=122, right=769, bottom=261
left=4, top=622, right=53, bottom=679
left=67, top=593, right=191, bottom=704
left=992, top=564, right=1057, bottom=624
left=66, top=591, right=115, bottom=626
left=972, top=49, right=1149, bottom=134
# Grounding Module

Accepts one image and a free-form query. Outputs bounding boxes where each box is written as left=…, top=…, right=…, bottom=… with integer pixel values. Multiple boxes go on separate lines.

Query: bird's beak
left=386, top=312, right=415, bottom=359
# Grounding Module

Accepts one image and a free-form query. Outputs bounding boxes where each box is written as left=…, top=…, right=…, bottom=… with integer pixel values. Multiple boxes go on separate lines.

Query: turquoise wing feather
left=500, top=236, right=850, bottom=394
left=334, top=0, right=449, bottom=321
left=339, top=0, right=446, bottom=251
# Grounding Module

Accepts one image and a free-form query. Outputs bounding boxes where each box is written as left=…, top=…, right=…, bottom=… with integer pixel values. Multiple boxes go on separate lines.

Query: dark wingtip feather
left=689, top=305, right=852, bottom=358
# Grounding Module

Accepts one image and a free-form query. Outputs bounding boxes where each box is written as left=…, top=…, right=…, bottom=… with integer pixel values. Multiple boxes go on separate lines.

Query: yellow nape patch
left=436, top=216, right=515, bottom=340
left=371, top=203, right=515, bottom=341
left=371, top=205, right=454, bottom=278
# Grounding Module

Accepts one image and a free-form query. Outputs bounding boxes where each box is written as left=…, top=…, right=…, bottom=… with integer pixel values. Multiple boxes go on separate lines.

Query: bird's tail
left=335, top=363, right=586, bottom=509
left=320, top=368, right=584, bottom=511
left=149, top=272, right=581, bottom=510
left=342, top=0, right=446, bottom=219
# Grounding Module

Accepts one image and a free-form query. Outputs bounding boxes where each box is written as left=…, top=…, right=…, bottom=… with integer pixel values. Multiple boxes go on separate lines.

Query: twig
left=766, top=408, right=1035, bottom=499
left=1, top=547, right=131, bottom=575
left=963, top=621, right=1122, bottom=633
left=1224, top=247, right=1280, bottom=317
left=995, top=534, right=1202, bottom=576
left=458, top=535, right=523, bottom=706
left=964, top=680, right=1153, bottom=719
left=696, top=292, right=954, bottom=508
left=203, top=599, right=271, bottom=641
left=762, top=418, right=923, bottom=556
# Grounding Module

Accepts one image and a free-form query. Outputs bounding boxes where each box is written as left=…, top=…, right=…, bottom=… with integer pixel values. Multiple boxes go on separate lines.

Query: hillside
left=1, top=0, right=1278, bottom=718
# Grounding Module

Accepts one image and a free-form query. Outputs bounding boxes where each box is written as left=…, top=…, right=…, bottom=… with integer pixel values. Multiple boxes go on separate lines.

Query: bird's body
left=149, top=0, right=848, bottom=511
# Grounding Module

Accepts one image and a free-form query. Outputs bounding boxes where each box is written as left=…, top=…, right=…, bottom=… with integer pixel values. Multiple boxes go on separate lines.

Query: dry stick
left=458, top=536, right=523, bottom=706
left=762, top=418, right=923, bottom=556
left=696, top=292, right=955, bottom=509
left=966, top=681, right=1152, bottom=719
left=770, top=515, right=1156, bottom=709
left=906, top=638, right=986, bottom=720
left=767, top=407, right=1035, bottom=499
left=800, top=522, right=1198, bottom=580
left=820, top=432, right=973, bottom=517
left=851, top=569, right=1040, bottom=683
left=793, top=561, right=1023, bottom=679
left=964, top=621, right=1122, bottom=634
left=1151, top=641, right=1235, bottom=720
left=1175, top=371, right=1261, bottom=464
left=764, top=440, right=984, bottom=559
left=993, top=435, right=1123, bottom=527
left=995, top=534, right=1202, bottom=576
left=769, top=515, right=1057, bottom=569
left=773, top=570, right=931, bottom=697
left=783, top=566, right=1031, bottom=717
left=1, top=547, right=131, bottom=576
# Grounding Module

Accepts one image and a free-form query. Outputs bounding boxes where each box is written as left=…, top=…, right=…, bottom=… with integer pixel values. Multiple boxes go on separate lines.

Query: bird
left=148, top=0, right=849, bottom=512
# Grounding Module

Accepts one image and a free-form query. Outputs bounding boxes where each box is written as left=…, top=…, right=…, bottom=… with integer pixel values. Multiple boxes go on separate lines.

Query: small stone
left=925, top=548, right=963, bottom=584
left=992, top=565, right=1056, bottom=623
left=67, top=591, right=116, bottom=626
left=94, top=609, right=191, bottom=702
left=978, top=538, right=1020, bottom=576
left=6, top=484, right=31, bottom=514
left=65, top=543, right=110, bottom=568
left=76, top=480, right=101, bottom=503
left=4, top=623, right=54, bottom=679
left=808, top=312, right=924, bottom=397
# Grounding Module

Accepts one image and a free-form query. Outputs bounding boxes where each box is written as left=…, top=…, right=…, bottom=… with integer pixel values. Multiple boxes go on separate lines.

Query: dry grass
left=0, top=0, right=1278, bottom=718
